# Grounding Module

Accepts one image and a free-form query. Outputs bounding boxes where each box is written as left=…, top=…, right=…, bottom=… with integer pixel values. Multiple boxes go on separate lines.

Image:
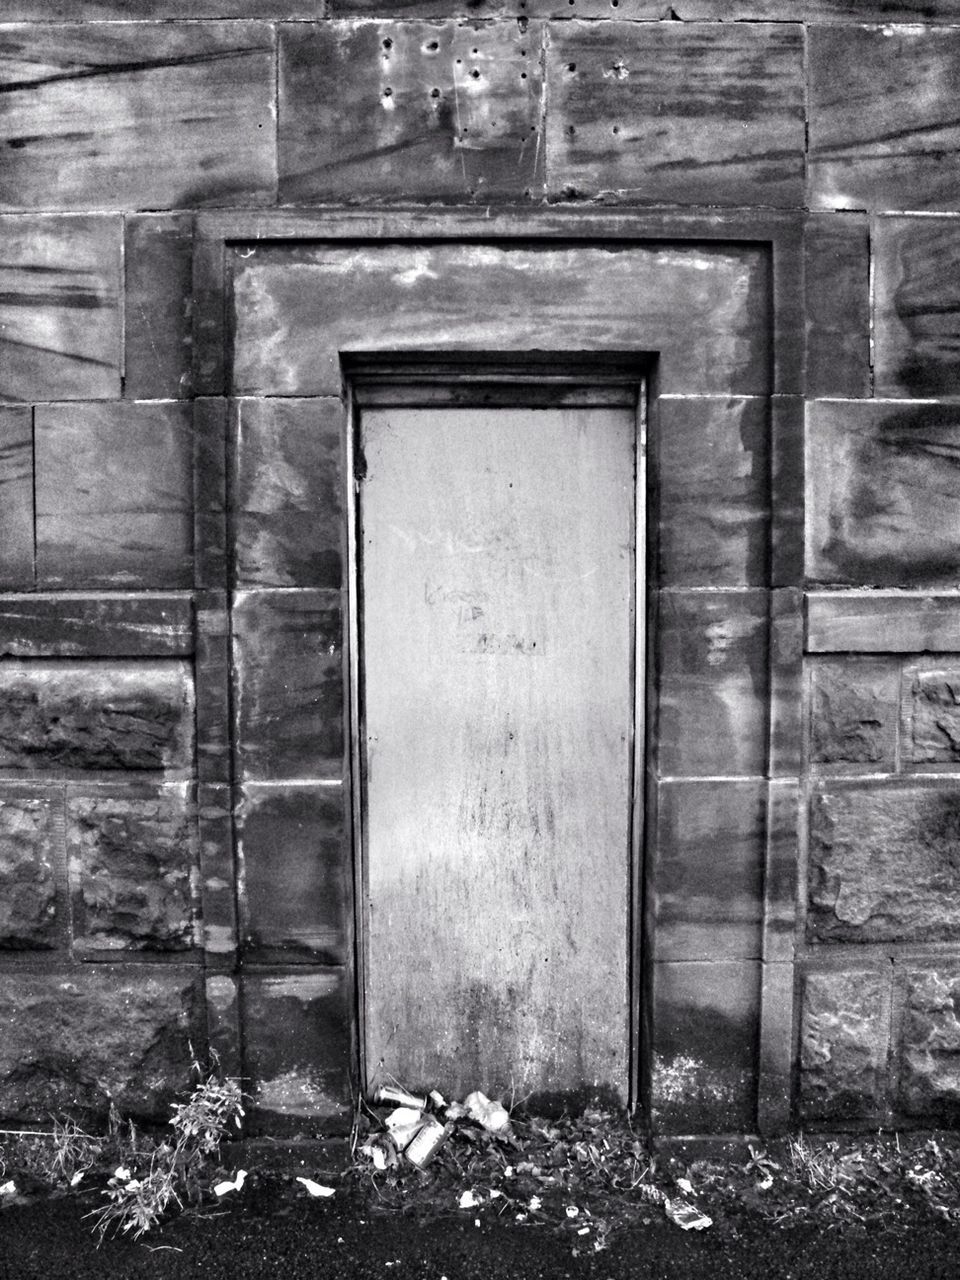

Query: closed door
left=357, top=398, right=637, bottom=1106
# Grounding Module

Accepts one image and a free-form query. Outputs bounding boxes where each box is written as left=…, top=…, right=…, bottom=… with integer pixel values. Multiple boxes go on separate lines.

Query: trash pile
left=350, top=1084, right=712, bottom=1248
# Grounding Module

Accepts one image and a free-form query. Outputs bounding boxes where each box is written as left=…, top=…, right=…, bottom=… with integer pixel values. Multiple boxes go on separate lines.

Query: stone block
left=906, top=665, right=960, bottom=764
left=35, top=401, right=193, bottom=589
left=7, top=1, right=324, bottom=13
left=232, top=397, right=344, bottom=589
left=0, top=660, right=194, bottom=772
left=194, top=399, right=229, bottom=592
left=809, top=782, right=960, bottom=943
left=804, top=215, right=871, bottom=399
left=238, top=784, right=349, bottom=964
left=0, top=969, right=200, bottom=1122
left=799, top=969, right=889, bottom=1123
left=898, top=967, right=960, bottom=1120
left=650, top=960, right=759, bottom=1133
left=232, top=591, right=343, bottom=782
left=231, top=242, right=771, bottom=399
left=0, top=23, right=275, bottom=211
left=656, top=590, right=769, bottom=778
left=874, top=217, right=960, bottom=399
left=806, top=400, right=960, bottom=588
left=809, top=25, right=960, bottom=212
left=673, top=0, right=960, bottom=16
left=807, top=592, right=960, bottom=654
left=808, top=657, right=899, bottom=767
left=651, top=780, right=765, bottom=962
left=68, top=784, right=197, bottom=952
left=279, top=20, right=544, bottom=202
left=242, top=970, right=352, bottom=1129
left=545, top=22, right=804, bottom=207
left=124, top=214, right=194, bottom=400
left=0, top=594, right=193, bottom=659
left=0, top=406, right=33, bottom=588
left=0, top=214, right=120, bottom=402
left=656, top=397, right=769, bottom=588
left=0, top=789, right=57, bottom=949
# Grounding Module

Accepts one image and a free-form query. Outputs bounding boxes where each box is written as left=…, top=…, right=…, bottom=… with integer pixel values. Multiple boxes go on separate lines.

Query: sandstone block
left=799, top=969, right=888, bottom=1122
left=0, top=970, right=199, bottom=1122
left=0, top=661, right=194, bottom=772
left=908, top=668, right=960, bottom=763
left=68, top=785, right=197, bottom=951
left=124, top=214, right=194, bottom=400
left=0, top=214, right=120, bottom=402
left=809, top=783, right=960, bottom=943
left=0, top=791, right=57, bottom=948
left=804, top=215, right=870, bottom=400
left=898, top=967, right=960, bottom=1120
left=0, top=407, right=33, bottom=588
left=808, top=657, right=898, bottom=766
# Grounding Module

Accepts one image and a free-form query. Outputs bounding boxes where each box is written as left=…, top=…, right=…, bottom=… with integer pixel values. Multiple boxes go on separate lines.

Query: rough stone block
left=242, top=970, right=352, bottom=1129
left=124, top=214, right=194, bottom=400
left=809, top=782, right=960, bottom=943
left=799, top=969, right=889, bottom=1123
left=232, top=397, right=344, bottom=589
left=898, top=967, right=960, bottom=1120
left=0, top=214, right=120, bottom=403
left=279, top=20, right=544, bottom=202
left=238, top=784, right=349, bottom=964
left=0, top=23, right=275, bottom=211
left=545, top=22, right=804, bottom=207
left=907, top=666, right=960, bottom=764
left=0, top=969, right=200, bottom=1122
left=231, top=242, right=771, bottom=399
left=0, top=594, right=193, bottom=659
left=0, top=406, right=33, bottom=588
left=0, top=660, right=194, bottom=772
left=0, top=789, right=57, bottom=949
left=35, top=401, right=193, bottom=589
left=6, top=1, right=325, bottom=13
left=874, top=217, right=960, bottom=399
left=673, top=0, right=960, bottom=15
left=804, top=215, right=871, bottom=399
left=806, top=400, right=960, bottom=588
left=809, top=24, right=960, bottom=212
left=808, top=657, right=899, bottom=766
left=652, top=780, right=765, bottom=962
left=656, top=397, right=769, bottom=588
left=68, top=784, right=197, bottom=952
left=657, top=590, right=769, bottom=778
left=651, top=960, right=759, bottom=1133
left=232, top=591, right=343, bottom=782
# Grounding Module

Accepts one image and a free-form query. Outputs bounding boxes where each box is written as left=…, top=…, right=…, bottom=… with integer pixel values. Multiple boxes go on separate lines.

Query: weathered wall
left=1, top=2, right=959, bottom=1133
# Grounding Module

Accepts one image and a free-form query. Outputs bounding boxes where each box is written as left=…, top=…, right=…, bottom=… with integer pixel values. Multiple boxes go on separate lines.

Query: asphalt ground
left=3, top=1176, right=960, bottom=1280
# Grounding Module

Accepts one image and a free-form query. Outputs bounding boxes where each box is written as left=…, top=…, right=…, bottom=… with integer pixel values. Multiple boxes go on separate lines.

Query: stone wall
left=2, top=1, right=960, bottom=1133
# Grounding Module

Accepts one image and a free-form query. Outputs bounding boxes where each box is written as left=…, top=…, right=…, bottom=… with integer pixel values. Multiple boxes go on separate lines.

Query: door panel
left=359, top=404, right=635, bottom=1103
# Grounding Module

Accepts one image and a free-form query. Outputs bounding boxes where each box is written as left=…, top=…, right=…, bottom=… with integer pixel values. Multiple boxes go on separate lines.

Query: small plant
left=87, top=1052, right=245, bottom=1243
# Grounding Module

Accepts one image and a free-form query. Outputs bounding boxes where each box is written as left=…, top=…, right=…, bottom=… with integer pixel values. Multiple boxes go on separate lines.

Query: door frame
left=193, top=207, right=804, bottom=1133
left=345, top=357, right=648, bottom=1109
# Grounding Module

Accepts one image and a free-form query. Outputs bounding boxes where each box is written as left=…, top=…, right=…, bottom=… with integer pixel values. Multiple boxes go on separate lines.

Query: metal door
left=356, top=397, right=638, bottom=1105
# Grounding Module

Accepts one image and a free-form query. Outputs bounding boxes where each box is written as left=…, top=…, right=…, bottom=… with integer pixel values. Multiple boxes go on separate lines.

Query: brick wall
left=1, top=2, right=959, bottom=1132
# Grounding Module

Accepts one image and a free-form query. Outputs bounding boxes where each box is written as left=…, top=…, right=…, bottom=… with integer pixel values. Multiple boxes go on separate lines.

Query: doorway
left=350, top=372, right=644, bottom=1108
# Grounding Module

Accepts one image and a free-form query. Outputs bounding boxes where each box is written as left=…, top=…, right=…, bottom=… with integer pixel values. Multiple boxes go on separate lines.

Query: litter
left=664, top=1198, right=712, bottom=1231
left=405, top=1118, right=453, bottom=1169
left=296, top=1177, right=336, bottom=1198
left=464, top=1091, right=512, bottom=1136
left=565, top=1205, right=579, bottom=1218
left=213, top=1170, right=248, bottom=1197
left=374, top=1085, right=428, bottom=1110
left=384, top=1107, right=426, bottom=1152
left=0, top=1181, right=16, bottom=1197
left=458, top=1189, right=480, bottom=1209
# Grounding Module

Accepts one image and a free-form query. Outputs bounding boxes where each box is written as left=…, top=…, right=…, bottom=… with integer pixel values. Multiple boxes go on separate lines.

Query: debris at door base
left=349, top=1085, right=714, bottom=1249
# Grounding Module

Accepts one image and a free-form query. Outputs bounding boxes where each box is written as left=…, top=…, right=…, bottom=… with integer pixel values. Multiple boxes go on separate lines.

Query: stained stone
left=0, top=661, right=194, bottom=772
left=800, top=970, right=888, bottom=1122
left=809, top=657, right=899, bottom=766
left=0, top=792, right=57, bottom=949
left=0, top=970, right=199, bottom=1121
left=909, top=668, right=960, bottom=763
left=899, top=967, right=960, bottom=1120
left=68, top=786, right=197, bottom=951
left=809, top=783, right=960, bottom=943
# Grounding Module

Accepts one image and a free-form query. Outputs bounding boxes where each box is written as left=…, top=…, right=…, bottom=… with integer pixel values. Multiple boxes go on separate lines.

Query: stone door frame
left=191, top=207, right=804, bottom=1132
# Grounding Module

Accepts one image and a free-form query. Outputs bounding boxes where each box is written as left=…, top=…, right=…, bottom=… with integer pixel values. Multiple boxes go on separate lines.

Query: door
left=356, top=392, right=638, bottom=1106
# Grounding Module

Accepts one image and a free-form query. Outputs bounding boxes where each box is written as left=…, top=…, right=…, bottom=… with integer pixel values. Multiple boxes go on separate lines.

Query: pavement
left=3, top=1175, right=960, bottom=1280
